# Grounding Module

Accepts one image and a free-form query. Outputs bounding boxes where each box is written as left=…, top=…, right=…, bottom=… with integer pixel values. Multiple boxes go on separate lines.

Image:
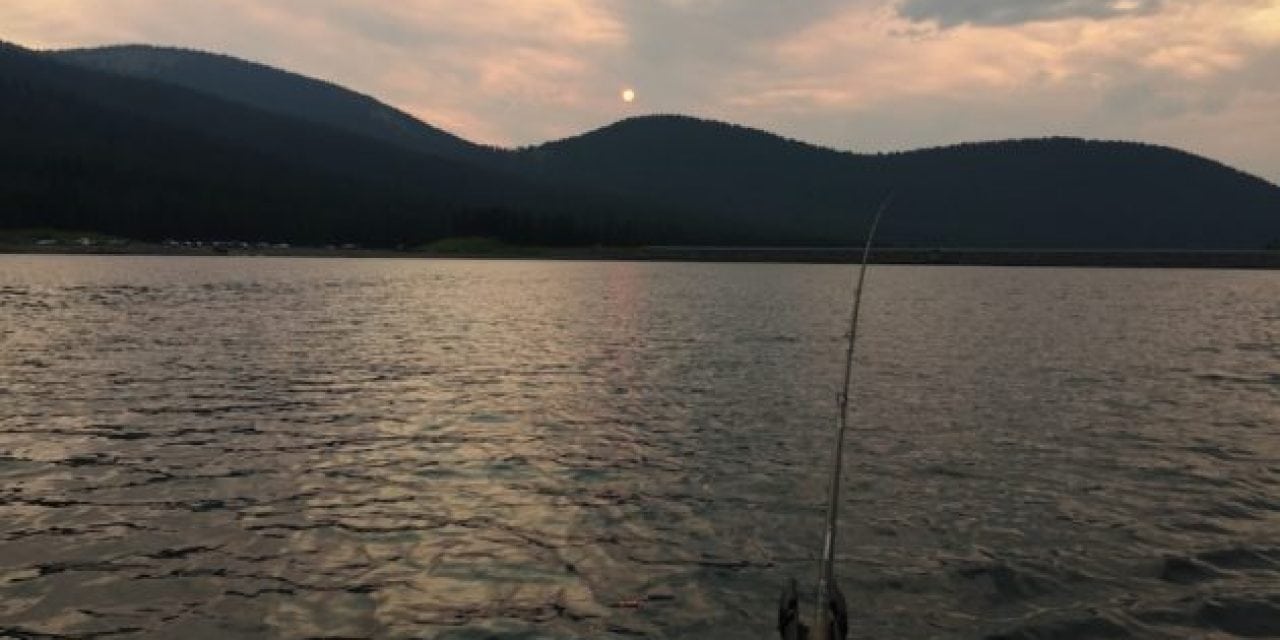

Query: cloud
left=896, top=0, right=1166, bottom=28
left=718, top=0, right=1280, bottom=183
left=0, top=0, right=1278, bottom=182
left=0, top=0, right=630, bottom=143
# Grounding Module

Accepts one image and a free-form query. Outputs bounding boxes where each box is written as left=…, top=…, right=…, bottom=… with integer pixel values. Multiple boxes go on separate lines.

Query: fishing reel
left=778, top=577, right=848, bottom=640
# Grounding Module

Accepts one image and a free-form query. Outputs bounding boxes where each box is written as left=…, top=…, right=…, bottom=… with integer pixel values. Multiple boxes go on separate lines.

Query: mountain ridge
left=519, top=114, right=1280, bottom=248
left=5, top=41, right=1279, bottom=249
left=50, top=44, right=495, bottom=163
left=53, top=44, right=1279, bottom=190
left=2, top=41, right=673, bottom=246
left=536, top=113, right=1271, bottom=186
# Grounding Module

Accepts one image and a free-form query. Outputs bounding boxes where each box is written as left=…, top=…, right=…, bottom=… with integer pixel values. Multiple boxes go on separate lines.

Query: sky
left=3, top=0, right=1279, bottom=183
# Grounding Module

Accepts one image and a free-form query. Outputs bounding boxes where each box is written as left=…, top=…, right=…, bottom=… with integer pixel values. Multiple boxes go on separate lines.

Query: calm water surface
left=1, top=255, right=1279, bottom=639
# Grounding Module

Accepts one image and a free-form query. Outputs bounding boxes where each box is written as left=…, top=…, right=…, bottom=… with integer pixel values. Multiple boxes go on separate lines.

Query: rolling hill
left=0, top=41, right=666, bottom=246
left=521, top=115, right=1280, bottom=248
left=5, top=42, right=1279, bottom=249
left=52, top=44, right=492, bottom=163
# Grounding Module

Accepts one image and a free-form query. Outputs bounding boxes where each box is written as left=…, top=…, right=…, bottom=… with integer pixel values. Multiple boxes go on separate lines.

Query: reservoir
left=1, top=255, right=1278, bottom=638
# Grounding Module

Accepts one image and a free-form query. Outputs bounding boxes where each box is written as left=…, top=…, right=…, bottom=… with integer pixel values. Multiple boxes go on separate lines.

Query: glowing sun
left=621, top=88, right=636, bottom=103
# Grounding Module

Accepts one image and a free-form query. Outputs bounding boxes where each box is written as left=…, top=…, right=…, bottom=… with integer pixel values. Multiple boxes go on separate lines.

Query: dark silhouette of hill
left=0, top=42, right=664, bottom=246
left=52, top=44, right=493, bottom=163
left=4, top=42, right=1279, bottom=249
left=521, top=115, right=1280, bottom=248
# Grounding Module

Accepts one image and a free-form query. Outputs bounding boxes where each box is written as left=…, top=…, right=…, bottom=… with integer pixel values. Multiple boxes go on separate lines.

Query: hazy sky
left=4, top=0, right=1278, bottom=182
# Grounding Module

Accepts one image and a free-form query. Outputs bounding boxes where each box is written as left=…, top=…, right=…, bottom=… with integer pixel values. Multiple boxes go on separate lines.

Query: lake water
left=1, top=255, right=1278, bottom=639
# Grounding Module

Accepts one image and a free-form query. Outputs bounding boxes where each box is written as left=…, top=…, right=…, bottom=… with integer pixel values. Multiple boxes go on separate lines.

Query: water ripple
left=2, top=256, right=1279, bottom=638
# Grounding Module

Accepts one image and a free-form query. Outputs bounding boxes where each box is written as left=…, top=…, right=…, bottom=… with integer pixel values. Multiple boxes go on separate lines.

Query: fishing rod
left=780, top=192, right=894, bottom=640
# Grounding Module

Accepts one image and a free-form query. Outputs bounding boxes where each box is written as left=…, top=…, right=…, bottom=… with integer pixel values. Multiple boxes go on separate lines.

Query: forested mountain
left=4, top=42, right=1279, bottom=249
left=522, top=115, right=1280, bottom=248
left=52, top=45, right=492, bottom=163
left=0, top=42, right=667, bottom=246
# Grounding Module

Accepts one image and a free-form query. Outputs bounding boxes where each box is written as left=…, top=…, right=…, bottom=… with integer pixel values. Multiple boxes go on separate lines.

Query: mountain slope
left=521, top=115, right=1280, bottom=248
left=0, top=42, right=658, bottom=245
left=51, top=44, right=492, bottom=163
left=9, top=42, right=1280, bottom=249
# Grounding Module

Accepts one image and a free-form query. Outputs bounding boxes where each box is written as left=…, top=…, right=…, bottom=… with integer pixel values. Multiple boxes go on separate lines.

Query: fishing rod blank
left=813, top=192, right=894, bottom=640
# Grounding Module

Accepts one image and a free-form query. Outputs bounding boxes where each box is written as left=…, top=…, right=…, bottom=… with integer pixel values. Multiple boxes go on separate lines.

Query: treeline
left=0, top=42, right=707, bottom=247
left=523, top=115, right=1280, bottom=249
left=5, top=42, right=1280, bottom=249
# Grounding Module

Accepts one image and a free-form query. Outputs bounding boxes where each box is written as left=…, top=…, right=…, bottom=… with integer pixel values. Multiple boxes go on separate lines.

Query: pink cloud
left=0, top=0, right=1277, bottom=181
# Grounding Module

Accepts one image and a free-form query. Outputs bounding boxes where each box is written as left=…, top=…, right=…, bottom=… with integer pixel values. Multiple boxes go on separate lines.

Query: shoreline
left=4, top=244, right=1280, bottom=269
